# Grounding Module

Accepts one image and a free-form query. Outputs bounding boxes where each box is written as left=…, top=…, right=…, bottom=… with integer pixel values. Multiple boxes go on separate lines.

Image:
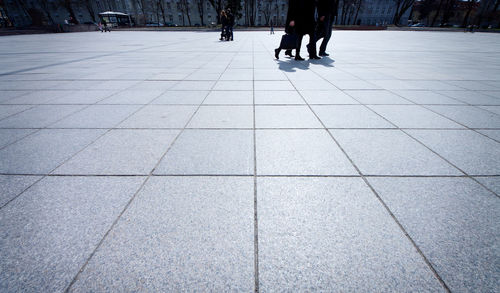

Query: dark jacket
left=227, top=12, right=235, bottom=26
left=220, top=14, right=228, bottom=26
left=285, top=0, right=316, bottom=35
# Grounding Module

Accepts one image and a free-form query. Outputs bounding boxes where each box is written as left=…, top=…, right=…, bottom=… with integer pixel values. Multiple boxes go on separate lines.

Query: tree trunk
left=197, top=0, right=204, bottom=26
left=431, top=0, right=444, bottom=26
left=461, top=0, right=475, bottom=27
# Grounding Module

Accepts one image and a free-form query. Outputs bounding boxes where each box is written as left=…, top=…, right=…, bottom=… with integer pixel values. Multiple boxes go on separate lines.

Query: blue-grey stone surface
left=49, top=105, right=140, bottom=128
left=155, top=129, right=254, bottom=175
left=69, top=176, right=254, bottom=292
left=256, top=129, right=357, bottom=175
left=118, top=105, right=197, bottom=128
left=407, top=130, right=500, bottom=175
left=54, top=129, right=179, bottom=175
left=188, top=105, right=253, bottom=128
left=0, top=128, right=36, bottom=149
left=258, top=177, right=445, bottom=291
left=0, top=105, right=86, bottom=128
left=255, top=105, right=323, bottom=128
left=0, top=175, right=41, bottom=207
left=0, top=129, right=105, bottom=174
left=330, top=129, right=461, bottom=175
left=0, top=31, right=499, bottom=292
left=368, top=105, right=463, bottom=128
left=313, top=105, right=395, bottom=128
left=0, top=176, right=145, bottom=292
left=367, top=177, right=500, bottom=292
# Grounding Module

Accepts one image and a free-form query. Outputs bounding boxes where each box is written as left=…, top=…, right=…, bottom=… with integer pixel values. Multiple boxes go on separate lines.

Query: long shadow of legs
left=277, top=59, right=310, bottom=72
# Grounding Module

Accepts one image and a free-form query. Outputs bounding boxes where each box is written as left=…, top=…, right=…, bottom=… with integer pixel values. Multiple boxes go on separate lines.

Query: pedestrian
left=316, top=0, right=338, bottom=56
left=226, top=8, right=234, bottom=41
left=275, top=0, right=320, bottom=61
left=220, top=10, right=228, bottom=41
left=270, top=19, right=275, bottom=34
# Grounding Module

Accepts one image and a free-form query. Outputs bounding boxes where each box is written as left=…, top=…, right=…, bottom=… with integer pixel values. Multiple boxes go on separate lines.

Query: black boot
left=285, top=50, right=294, bottom=58
left=319, top=51, right=329, bottom=56
left=295, top=55, right=305, bottom=61
left=307, top=44, right=321, bottom=59
left=274, top=48, right=280, bottom=59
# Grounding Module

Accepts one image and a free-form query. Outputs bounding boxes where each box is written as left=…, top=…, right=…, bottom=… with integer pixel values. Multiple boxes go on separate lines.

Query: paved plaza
left=0, top=30, right=499, bottom=292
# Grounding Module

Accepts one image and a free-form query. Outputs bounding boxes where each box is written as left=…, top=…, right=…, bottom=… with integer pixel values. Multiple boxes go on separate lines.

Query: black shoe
left=319, top=52, right=329, bottom=56
left=294, top=55, right=305, bottom=61
left=274, top=48, right=280, bottom=59
left=285, top=50, right=294, bottom=58
left=310, top=55, right=321, bottom=60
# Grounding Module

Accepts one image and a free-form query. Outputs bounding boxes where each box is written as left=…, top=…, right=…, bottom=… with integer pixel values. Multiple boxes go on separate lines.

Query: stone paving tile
left=256, top=129, right=357, bottom=175
left=328, top=80, right=381, bottom=90
left=477, top=130, right=500, bottom=142
left=313, top=105, right=395, bottom=128
left=0, top=105, right=86, bottom=128
left=127, top=81, right=178, bottom=91
left=407, top=130, right=500, bottom=175
left=203, top=91, right=253, bottom=105
left=255, top=80, right=294, bottom=91
left=255, top=105, right=322, bottom=128
left=367, top=177, right=500, bottom=292
left=427, top=105, right=500, bottom=128
left=49, top=105, right=140, bottom=128
left=0, top=129, right=37, bottom=149
left=439, top=90, right=500, bottom=105
left=368, top=105, right=463, bottom=128
left=188, top=106, right=253, bottom=128
left=330, top=129, right=461, bottom=175
left=170, top=81, right=215, bottom=91
left=69, top=176, right=254, bottom=292
left=0, top=91, right=29, bottom=103
left=213, top=80, right=253, bottom=91
left=54, top=130, right=178, bottom=175
left=0, top=105, right=32, bottom=120
left=258, top=177, right=444, bottom=291
left=118, top=105, right=197, bottom=128
left=155, top=130, right=253, bottom=175
left=0, top=129, right=105, bottom=174
left=393, top=90, right=465, bottom=105
left=98, top=90, right=164, bottom=104
left=0, top=175, right=41, bottom=207
left=345, top=90, right=412, bottom=104
left=254, top=90, right=304, bottom=104
left=0, top=176, right=145, bottom=292
left=46, top=90, right=117, bottom=105
left=479, top=105, right=500, bottom=115
left=152, top=90, right=208, bottom=104
left=300, top=90, right=359, bottom=104
left=1, top=90, right=72, bottom=104
left=474, top=177, right=500, bottom=195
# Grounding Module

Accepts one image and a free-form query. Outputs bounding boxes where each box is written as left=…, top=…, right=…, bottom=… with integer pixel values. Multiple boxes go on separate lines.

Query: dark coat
left=285, top=0, right=316, bottom=35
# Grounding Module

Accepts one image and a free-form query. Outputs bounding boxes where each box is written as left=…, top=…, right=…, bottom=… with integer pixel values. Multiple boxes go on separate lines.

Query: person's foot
left=310, top=55, right=321, bottom=60
left=285, top=50, right=294, bottom=57
left=319, top=52, right=329, bottom=56
left=294, top=55, right=305, bottom=61
left=274, top=48, right=280, bottom=59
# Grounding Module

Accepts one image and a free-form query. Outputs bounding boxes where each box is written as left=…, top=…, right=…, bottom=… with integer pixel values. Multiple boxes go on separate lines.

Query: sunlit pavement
left=0, top=30, right=499, bottom=292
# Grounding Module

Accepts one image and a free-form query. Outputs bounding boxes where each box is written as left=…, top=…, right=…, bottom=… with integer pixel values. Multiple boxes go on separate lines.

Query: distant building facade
left=1, top=0, right=413, bottom=28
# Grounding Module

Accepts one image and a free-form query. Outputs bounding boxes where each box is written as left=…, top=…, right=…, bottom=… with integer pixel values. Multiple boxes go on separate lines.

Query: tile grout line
left=263, top=43, right=453, bottom=292
left=251, top=37, right=260, bottom=293
left=63, top=42, right=241, bottom=292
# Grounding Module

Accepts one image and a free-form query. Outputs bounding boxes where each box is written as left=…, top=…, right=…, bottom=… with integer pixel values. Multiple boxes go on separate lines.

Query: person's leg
left=295, top=35, right=304, bottom=60
left=220, top=26, right=224, bottom=40
left=307, top=31, right=320, bottom=59
left=319, top=17, right=333, bottom=55
left=230, top=26, right=233, bottom=40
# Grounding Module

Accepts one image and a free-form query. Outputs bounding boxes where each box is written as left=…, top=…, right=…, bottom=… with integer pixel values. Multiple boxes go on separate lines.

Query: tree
left=462, top=0, right=478, bottom=27
left=82, top=0, right=97, bottom=22
left=177, top=0, right=192, bottom=26
left=430, top=0, right=444, bottom=26
left=244, top=0, right=256, bottom=26
left=195, top=0, right=205, bottom=26
left=207, top=0, right=223, bottom=24
left=39, top=0, right=56, bottom=24
left=392, top=0, right=415, bottom=25
left=63, top=0, right=79, bottom=23
left=260, top=0, right=273, bottom=25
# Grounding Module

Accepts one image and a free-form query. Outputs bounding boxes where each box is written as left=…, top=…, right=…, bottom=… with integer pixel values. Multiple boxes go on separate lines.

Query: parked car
left=164, top=22, right=178, bottom=27
left=411, top=23, right=425, bottom=27
left=146, top=22, right=163, bottom=27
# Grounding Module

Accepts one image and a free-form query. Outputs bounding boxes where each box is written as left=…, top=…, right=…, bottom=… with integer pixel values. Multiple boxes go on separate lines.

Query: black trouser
left=318, top=16, right=333, bottom=54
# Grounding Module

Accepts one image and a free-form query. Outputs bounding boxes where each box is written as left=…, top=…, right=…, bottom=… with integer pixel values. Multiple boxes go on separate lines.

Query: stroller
left=221, top=25, right=232, bottom=41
